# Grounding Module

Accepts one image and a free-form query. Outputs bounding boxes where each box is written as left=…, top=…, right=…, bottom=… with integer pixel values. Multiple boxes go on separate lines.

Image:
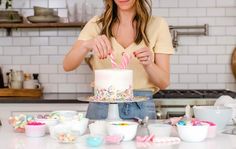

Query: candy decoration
left=27, top=121, right=45, bottom=125
left=109, top=53, right=119, bottom=68
left=120, top=52, right=132, bottom=69
left=86, top=136, right=103, bottom=147
left=105, top=135, right=123, bottom=144
left=108, top=52, right=132, bottom=69
left=57, top=133, right=76, bottom=143
left=8, top=114, right=34, bottom=133
left=152, top=137, right=181, bottom=143
left=136, top=134, right=155, bottom=142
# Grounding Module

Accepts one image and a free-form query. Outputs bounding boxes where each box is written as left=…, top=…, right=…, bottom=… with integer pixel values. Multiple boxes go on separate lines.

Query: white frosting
left=94, top=69, right=133, bottom=101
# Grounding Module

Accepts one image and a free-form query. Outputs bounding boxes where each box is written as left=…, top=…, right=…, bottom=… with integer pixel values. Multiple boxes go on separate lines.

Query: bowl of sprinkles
left=107, top=121, right=138, bottom=141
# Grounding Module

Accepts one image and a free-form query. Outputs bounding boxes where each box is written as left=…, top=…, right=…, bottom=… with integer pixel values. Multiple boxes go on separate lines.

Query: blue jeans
left=86, top=90, right=156, bottom=120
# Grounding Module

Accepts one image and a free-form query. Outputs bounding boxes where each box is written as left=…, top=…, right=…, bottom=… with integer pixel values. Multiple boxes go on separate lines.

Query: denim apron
left=86, top=90, right=157, bottom=120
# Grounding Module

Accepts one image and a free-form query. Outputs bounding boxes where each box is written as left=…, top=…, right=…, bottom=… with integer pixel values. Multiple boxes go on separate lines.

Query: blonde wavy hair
left=98, top=0, right=152, bottom=45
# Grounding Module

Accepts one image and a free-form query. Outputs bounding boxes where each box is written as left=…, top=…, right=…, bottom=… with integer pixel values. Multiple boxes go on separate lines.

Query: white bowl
left=49, top=123, right=71, bottom=139
left=25, top=124, right=46, bottom=137
left=177, top=124, right=209, bottom=142
left=193, top=106, right=232, bottom=130
left=107, top=121, right=138, bottom=141
left=35, top=118, right=59, bottom=133
left=148, top=123, right=172, bottom=137
left=51, top=110, right=78, bottom=122
left=89, top=121, right=107, bottom=136
left=70, top=118, right=89, bottom=135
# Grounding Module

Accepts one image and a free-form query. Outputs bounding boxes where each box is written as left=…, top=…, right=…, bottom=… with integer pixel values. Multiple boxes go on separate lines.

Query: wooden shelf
left=0, top=22, right=86, bottom=36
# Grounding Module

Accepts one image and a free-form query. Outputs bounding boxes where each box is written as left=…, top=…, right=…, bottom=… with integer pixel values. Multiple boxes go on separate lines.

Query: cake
left=94, top=69, right=133, bottom=102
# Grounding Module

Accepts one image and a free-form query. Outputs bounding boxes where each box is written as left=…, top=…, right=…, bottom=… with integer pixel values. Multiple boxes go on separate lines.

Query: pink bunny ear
left=120, top=52, right=132, bottom=69
left=109, top=52, right=119, bottom=68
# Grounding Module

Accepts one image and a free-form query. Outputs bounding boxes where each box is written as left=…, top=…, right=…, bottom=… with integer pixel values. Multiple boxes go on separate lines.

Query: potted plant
left=0, top=0, right=22, bottom=23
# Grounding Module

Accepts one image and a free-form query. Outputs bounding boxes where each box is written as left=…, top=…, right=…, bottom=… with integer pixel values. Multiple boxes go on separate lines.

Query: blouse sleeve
left=78, top=16, right=100, bottom=41
left=153, top=18, right=174, bottom=54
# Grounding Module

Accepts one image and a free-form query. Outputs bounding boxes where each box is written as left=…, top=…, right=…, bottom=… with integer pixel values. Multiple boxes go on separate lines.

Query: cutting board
left=232, top=47, right=236, bottom=79
left=0, top=88, right=43, bottom=97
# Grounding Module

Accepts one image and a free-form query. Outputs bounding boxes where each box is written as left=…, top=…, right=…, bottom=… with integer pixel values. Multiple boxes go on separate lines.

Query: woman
left=63, top=0, right=174, bottom=119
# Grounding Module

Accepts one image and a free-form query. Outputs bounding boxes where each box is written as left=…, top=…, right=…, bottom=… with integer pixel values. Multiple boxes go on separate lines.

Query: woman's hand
left=133, top=47, right=153, bottom=67
left=84, top=35, right=112, bottom=59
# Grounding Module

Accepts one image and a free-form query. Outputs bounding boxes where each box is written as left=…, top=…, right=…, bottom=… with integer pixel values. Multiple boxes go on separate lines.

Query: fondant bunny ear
left=120, top=52, right=132, bottom=69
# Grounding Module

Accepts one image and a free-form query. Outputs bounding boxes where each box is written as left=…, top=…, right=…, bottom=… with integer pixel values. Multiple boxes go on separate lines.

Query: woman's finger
left=101, top=35, right=112, bottom=55
left=97, top=36, right=108, bottom=58
left=94, top=38, right=104, bottom=58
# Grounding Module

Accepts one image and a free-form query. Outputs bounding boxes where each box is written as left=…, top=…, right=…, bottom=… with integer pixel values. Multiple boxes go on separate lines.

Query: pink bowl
left=25, top=123, right=46, bottom=137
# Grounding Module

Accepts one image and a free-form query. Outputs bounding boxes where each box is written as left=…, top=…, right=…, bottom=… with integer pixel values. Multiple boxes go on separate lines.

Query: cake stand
left=77, top=96, right=148, bottom=120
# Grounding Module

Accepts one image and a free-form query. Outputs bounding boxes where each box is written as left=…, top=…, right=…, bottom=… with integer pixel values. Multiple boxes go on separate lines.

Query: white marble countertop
left=1, top=119, right=236, bottom=149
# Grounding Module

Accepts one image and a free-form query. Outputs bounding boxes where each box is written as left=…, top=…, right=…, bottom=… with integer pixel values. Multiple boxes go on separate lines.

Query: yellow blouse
left=78, top=16, right=174, bottom=92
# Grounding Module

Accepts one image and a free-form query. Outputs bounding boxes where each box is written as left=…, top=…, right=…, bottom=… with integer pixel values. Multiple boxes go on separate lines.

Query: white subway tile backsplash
left=21, top=9, right=34, bottom=17
left=168, top=84, right=188, bottom=89
left=31, top=37, right=49, bottom=45
left=179, top=37, right=198, bottom=45
left=0, top=47, right=3, bottom=55
left=169, top=8, right=188, bottom=17
left=179, top=0, right=197, bottom=7
left=210, top=26, right=226, bottom=35
left=0, top=37, right=12, bottom=46
left=226, top=46, right=235, bottom=54
left=40, top=65, right=58, bottom=73
left=198, top=55, right=216, bottom=64
left=198, top=37, right=216, bottom=45
left=13, top=0, right=30, bottom=8
left=216, top=0, right=235, bottom=7
left=39, top=74, right=49, bottom=83
left=226, top=84, right=236, bottom=91
left=31, top=56, right=49, bottom=64
left=30, top=0, right=48, bottom=8
left=159, top=0, right=178, bottom=7
left=197, top=0, right=216, bottom=7
left=86, top=74, right=93, bottom=83
left=49, top=0, right=66, bottom=8
left=207, top=8, right=225, bottom=16
left=226, top=27, right=236, bottom=35
left=198, top=74, right=217, bottom=83
left=170, top=55, right=179, bottom=64
left=215, top=17, right=236, bottom=26
left=208, top=84, right=226, bottom=89
left=226, top=8, right=236, bottom=16
left=58, top=46, right=70, bottom=55
left=58, top=84, right=76, bottom=92
left=217, top=55, right=231, bottom=64
left=43, top=84, right=58, bottom=93
left=207, top=65, right=226, bottom=73
left=178, top=18, right=197, bottom=25
left=49, top=56, right=64, bottom=64
left=67, top=37, right=77, bottom=45
left=77, top=84, right=92, bottom=92
left=13, top=37, right=30, bottom=46
left=188, top=65, right=207, bottom=73
left=49, top=74, right=67, bottom=83
left=40, top=29, right=58, bottom=36
left=170, top=74, right=179, bottom=83
left=67, top=74, right=86, bottom=83
left=217, top=74, right=235, bottom=83
left=216, top=37, right=235, bottom=45
left=58, top=28, right=78, bottom=36
left=207, top=46, right=225, bottom=54
left=12, top=56, right=30, bottom=64
left=58, top=65, right=76, bottom=74
left=22, top=46, right=40, bottom=55
left=197, top=17, right=216, bottom=25
left=189, top=84, right=207, bottom=89
left=21, top=29, right=40, bottom=36
left=3, top=47, right=21, bottom=55
left=58, top=9, right=68, bottom=18
left=179, top=56, right=197, bottom=64
left=0, top=56, right=12, bottom=64
left=171, top=65, right=188, bottom=73
left=40, top=46, right=58, bottom=55
left=49, top=37, right=67, bottom=45
left=21, top=65, right=39, bottom=73
left=188, top=46, right=207, bottom=55
left=152, top=8, right=169, bottom=17
left=188, top=8, right=206, bottom=17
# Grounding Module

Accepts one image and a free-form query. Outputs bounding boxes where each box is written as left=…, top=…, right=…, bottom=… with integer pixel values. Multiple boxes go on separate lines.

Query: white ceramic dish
left=107, top=121, right=138, bottom=141
left=148, top=123, right=172, bottom=137
left=35, top=118, right=59, bottom=133
left=89, top=121, right=107, bottom=136
left=25, top=124, right=46, bottom=137
left=177, top=124, right=209, bottom=142
left=193, top=106, right=232, bottom=130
